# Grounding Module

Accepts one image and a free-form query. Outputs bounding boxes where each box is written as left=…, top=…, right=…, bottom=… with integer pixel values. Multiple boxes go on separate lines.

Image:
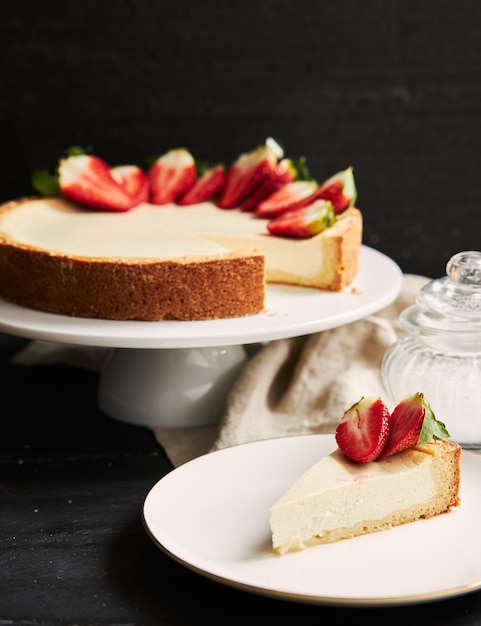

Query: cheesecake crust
left=0, top=239, right=265, bottom=321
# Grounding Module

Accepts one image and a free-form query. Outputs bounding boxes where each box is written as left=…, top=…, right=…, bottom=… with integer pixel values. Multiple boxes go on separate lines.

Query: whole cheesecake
left=270, top=438, right=461, bottom=555
left=0, top=197, right=362, bottom=321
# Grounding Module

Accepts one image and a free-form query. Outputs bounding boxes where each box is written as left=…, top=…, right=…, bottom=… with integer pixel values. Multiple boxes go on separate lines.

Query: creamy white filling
left=0, top=199, right=230, bottom=258
left=270, top=448, right=435, bottom=549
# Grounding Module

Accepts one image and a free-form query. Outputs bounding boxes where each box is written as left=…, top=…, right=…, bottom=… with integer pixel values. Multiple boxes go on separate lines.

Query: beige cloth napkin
left=154, top=274, right=429, bottom=466
left=11, top=274, right=429, bottom=467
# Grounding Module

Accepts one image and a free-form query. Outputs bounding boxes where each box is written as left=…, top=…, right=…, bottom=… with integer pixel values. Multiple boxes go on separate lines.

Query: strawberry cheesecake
left=0, top=140, right=362, bottom=321
left=270, top=393, right=462, bottom=554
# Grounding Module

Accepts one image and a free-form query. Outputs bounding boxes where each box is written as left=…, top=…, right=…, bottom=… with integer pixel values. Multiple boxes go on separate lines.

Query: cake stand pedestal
left=98, top=344, right=249, bottom=427
left=0, top=246, right=402, bottom=428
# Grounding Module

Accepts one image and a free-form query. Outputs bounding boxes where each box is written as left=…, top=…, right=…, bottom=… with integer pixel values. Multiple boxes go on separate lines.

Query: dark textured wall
left=2, top=0, right=481, bottom=278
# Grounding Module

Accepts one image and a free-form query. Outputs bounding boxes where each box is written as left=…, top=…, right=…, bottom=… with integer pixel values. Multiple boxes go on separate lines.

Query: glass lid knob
left=447, top=251, right=481, bottom=285
left=415, top=250, right=481, bottom=320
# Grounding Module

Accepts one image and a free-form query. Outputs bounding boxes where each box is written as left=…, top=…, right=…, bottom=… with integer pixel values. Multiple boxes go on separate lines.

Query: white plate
left=0, top=246, right=401, bottom=348
left=143, top=434, right=481, bottom=607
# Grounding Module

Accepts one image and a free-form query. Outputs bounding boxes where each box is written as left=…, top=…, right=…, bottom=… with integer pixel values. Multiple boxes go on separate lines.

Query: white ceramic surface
left=143, top=434, right=481, bottom=607
left=98, top=345, right=248, bottom=427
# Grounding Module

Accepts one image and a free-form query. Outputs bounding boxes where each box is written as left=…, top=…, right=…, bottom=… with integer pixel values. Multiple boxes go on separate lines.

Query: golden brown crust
left=415, top=438, right=462, bottom=511
left=0, top=241, right=265, bottom=321
left=317, top=207, right=363, bottom=290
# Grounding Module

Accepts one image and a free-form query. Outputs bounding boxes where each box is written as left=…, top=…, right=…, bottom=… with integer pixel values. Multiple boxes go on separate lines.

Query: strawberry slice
left=266, top=199, right=335, bottom=238
left=335, top=396, right=391, bottom=463
left=305, top=166, right=357, bottom=214
left=241, top=158, right=303, bottom=212
left=58, top=154, right=138, bottom=212
left=217, top=138, right=282, bottom=209
left=148, top=148, right=196, bottom=205
left=255, top=180, right=317, bottom=218
left=377, top=392, right=450, bottom=460
left=177, top=163, right=226, bottom=205
left=111, top=165, right=149, bottom=206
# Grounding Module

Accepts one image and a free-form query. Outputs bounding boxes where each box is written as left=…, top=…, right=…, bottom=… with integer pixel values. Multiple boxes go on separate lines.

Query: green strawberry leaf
left=194, top=158, right=209, bottom=176
left=292, top=156, right=311, bottom=181
left=31, top=168, right=59, bottom=197
left=419, top=396, right=450, bottom=442
left=64, top=145, right=92, bottom=157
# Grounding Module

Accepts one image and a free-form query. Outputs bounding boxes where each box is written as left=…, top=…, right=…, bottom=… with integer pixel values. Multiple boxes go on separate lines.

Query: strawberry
left=335, top=396, right=391, bottom=463
left=266, top=199, right=335, bottom=238
left=255, top=180, right=317, bottom=218
left=241, top=157, right=305, bottom=212
left=305, top=166, right=357, bottom=214
left=217, top=138, right=283, bottom=209
left=177, top=163, right=226, bottom=205
left=377, top=392, right=450, bottom=460
left=148, top=148, right=196, bottom=205
left=58, top=154, right=139, bottom=212
left=111, top=165, right=149, bottom=206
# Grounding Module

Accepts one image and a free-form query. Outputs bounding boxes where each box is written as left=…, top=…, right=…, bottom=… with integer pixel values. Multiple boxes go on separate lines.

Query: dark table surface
left=2, top=331, right=481, bottom=626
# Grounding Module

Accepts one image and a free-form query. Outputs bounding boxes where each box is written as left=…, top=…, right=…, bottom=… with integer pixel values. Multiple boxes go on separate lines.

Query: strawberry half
left=177, top=163, right=226, bottom=205
left=217, top=139, right=282, bottom=209
left=58, top=154, right=139, bottom=212
left=305, top=166, right=357, bottom=214
left=148, top=148, right=196, bottom=205
left=111, top=165, right=149, bottom=206
left=241, top=158, right=300, bottom=212
left=266, top=199, right=335, bottom=238
left=377, top=392, right=450, bottom=460
left=335, top=396, right=391, bottom=463
left=255, top=180, right=317, bottom=218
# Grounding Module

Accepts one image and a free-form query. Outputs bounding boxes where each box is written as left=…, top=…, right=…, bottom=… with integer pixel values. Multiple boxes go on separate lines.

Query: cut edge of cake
left=270, top=438, right=461, bottom=555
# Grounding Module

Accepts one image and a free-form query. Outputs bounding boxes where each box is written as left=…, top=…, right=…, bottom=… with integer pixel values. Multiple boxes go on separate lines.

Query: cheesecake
left=0, top=197, right=362, bottom=321
left=270, top=438, right=461, bottom=555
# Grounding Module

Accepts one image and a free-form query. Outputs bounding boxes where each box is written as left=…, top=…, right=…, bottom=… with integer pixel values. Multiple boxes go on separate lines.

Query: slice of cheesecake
left=270, top=438, right=461, bottom=555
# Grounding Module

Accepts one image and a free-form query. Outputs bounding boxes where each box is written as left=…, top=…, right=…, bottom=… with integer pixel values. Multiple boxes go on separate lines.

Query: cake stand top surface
left=0, top=246, right=402, bottom=349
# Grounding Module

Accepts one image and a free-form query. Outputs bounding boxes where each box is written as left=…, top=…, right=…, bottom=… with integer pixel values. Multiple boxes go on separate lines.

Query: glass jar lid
left=400, top=251, right=481, bottom=342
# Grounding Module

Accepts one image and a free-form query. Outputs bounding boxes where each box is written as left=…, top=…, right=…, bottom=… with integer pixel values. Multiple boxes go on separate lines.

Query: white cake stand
left=0, top=246, right=402, bottom=428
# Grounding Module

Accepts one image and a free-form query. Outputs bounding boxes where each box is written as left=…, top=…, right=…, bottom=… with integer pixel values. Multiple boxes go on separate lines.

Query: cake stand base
left=97, top=345, right=248, bottom=428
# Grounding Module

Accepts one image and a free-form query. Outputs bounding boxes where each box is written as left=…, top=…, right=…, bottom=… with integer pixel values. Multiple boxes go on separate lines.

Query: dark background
left=3, top=5, right=481, bottom=623
left=2, top=0, right=481, bottom=279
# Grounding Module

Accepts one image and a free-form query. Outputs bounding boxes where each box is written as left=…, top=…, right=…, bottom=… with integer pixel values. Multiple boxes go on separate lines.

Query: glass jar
left=382, top=251, right=481, bottom=449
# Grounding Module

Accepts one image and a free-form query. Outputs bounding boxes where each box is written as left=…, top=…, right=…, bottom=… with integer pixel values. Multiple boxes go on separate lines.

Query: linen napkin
left=153, top=273, right=429, bottom=465
left=11, top=274, right=429, bottom=467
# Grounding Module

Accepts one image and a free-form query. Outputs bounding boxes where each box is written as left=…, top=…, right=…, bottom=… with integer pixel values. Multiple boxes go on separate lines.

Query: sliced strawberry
left=177, top=163, right=226, bottom=205
left=255, top=180, right=317, bottom=218
left=377, top=392, right=450, bottom=460
left=58, top=154, right=138, bottom=212
left=148, top=148, right=196, bottom=205
left=335, top=396, right=391, bottom=463
left=305, top=167, right=357, bottom=214
left=241, top=158, right=300, bottom=212
left=111, top=165, right=149, bottom=206
left=266, top=199, right=335, bottom=239
left=217, top=139, right=282, bottom=209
